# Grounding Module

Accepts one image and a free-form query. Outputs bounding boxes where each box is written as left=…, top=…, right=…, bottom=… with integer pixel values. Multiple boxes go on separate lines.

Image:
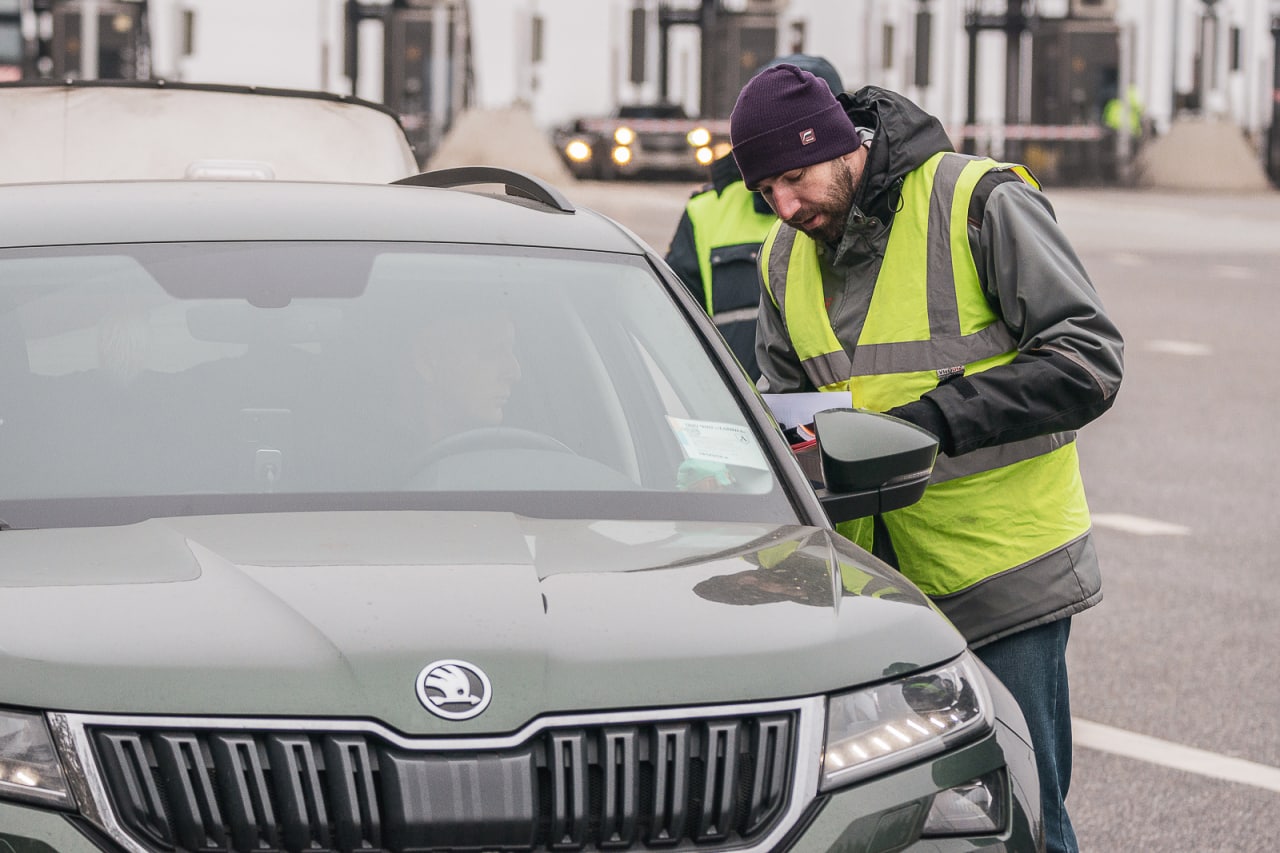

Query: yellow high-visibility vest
left=760, top=152, right=1091, bottom=598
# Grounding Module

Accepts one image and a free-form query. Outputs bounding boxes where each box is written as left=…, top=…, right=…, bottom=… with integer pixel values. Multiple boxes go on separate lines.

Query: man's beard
left=785, top=157, right=856, bottom=245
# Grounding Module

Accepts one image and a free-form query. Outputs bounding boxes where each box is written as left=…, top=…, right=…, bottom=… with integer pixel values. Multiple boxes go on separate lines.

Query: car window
left=0, top=242, right=796, bottom=528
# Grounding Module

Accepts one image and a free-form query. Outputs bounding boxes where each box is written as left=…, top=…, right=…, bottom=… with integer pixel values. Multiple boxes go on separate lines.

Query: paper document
left=761, top=392, right=852, bottom=429
left=665, top=417, right=769, bottom=470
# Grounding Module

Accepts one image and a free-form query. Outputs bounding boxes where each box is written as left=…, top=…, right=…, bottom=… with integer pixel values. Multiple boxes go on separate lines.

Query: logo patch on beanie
left=799, top=128, right=816, bottom=145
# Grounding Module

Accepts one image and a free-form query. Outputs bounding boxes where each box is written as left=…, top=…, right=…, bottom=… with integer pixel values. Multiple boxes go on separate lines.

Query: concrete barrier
left=426, top=106, right=577, bottom=187
left=1135, top=116, right=1272, bottom=192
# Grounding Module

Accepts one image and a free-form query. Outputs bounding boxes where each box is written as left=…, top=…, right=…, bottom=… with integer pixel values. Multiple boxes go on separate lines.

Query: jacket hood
left=709, top=152, right=776, bottom=215
left=710, top=151, right=744, bottom=192
left=842, top=86, right=955, bottom=222
left=0, top=512, right=962, bottom=734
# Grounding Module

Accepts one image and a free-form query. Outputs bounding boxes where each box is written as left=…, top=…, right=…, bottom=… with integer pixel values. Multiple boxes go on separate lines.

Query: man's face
left=756, top=148, right=866, bottom=244
left=416, top=313, right=522, bottom=431
left=448, top=317, right=521, bottom=426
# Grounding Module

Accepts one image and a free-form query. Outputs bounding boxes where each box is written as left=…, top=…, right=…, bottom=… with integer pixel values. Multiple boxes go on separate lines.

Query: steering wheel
left=408, top=426, right=577, bottom=485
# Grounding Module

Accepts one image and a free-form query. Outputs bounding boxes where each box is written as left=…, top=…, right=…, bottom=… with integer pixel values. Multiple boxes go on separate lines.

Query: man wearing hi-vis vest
left=729, top=65, right=1124, bottom=853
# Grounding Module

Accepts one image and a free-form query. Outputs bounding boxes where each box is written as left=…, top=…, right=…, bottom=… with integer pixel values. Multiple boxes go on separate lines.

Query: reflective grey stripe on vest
left=849, top=324, right=1015, bottom=376
left=768, top=226, right=798, bottom=323
left=713, top=305, right=760, bottom=326
left=933, top=532, right=1100, bottom=646
left=931, top=430, right=1075, bottom=484
left=767, top=226, right=854, bottom=387
left=926, top=154, right=968, bottom=337
left=803, top=350, right=854, bottom=388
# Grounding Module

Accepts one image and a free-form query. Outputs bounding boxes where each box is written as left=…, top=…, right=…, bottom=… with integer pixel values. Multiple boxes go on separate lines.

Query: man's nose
left=771, top=186, right=801, bottom=221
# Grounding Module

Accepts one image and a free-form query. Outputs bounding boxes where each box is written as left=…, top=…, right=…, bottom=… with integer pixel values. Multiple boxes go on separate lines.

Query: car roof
left=0, top=80, right=420, bottom=185
left=0, top=171, right=650, bottom=253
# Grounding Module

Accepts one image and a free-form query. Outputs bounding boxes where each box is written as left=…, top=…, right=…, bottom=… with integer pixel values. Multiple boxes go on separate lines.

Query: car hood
left=0, top=512, right=963, bottom=734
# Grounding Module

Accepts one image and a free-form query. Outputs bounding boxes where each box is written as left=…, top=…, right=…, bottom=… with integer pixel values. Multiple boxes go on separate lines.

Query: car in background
left=0, top=165, right=1042, bottom=852
left=0, top=79, right=420, bottom=184
left=553, top=102, right=730, bottom=181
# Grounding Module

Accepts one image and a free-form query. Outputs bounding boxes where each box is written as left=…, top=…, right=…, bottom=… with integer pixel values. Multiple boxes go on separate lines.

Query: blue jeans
left=975, top=618, right=1077, bottom=853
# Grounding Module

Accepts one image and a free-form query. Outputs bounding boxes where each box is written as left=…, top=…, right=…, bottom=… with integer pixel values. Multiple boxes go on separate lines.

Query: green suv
left=0, top=168, right=1041, bottom=851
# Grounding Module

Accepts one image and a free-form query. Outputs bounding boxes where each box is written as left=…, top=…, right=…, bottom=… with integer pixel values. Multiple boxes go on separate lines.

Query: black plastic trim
left=394, top=166, right=577, bottom=213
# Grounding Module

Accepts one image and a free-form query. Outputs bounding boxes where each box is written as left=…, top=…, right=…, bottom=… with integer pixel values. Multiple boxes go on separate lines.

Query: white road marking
left=1091, top=513, right=1190, bottom=536
left=1108, top=252, right=1146, bottom=267
left=1073, top=718, right=1280, bottom=793
left=1145, top=339, right=1213, bottom=356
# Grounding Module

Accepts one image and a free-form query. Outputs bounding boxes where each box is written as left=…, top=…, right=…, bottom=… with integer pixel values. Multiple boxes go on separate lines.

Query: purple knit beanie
left=730, top=63, right=861, bottom=190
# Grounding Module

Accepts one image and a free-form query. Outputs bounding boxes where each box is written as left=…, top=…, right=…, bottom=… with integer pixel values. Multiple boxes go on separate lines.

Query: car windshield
left=616, top=104, right=688, bottom=120
left=0, top=242, right=795, bottom=528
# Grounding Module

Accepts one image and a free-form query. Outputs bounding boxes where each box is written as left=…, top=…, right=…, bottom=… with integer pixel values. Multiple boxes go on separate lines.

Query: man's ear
left=840, top=145, right=868, bottom=169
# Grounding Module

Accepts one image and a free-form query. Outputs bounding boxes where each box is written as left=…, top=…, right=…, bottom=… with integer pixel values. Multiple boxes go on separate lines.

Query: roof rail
left=393, top=166, right=576, bottom=213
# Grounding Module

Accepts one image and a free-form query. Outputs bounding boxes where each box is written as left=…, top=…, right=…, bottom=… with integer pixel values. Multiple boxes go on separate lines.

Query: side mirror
left=807, top=408, right=938, bottom=523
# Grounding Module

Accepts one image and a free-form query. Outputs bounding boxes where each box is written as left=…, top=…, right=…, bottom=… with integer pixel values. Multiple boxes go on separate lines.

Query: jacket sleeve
left=664, top=209, right=706, bottom=305
left=889, top=177, right=1124, bottom=456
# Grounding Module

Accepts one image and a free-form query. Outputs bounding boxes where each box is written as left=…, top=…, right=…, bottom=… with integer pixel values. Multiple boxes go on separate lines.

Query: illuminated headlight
left=686, top=126, right=711, bottom=147
left=612, top=145, right=632, bottom=166
left=711, top=141, right=733, bottom=160
left=695, top=146, right=714, bottom=165
left=923, top=769, right=1008, bottom=836
left=821, top=652, right=992, bottom=790
left=614, top=126, right=635, bottom=146
left=564, top=139, right=593, bottom=163
left=0, top=709, right=73, bottom=809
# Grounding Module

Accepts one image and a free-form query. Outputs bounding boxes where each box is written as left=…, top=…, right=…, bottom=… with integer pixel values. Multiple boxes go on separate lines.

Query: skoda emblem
left=416, top=659, right=492, bottom=720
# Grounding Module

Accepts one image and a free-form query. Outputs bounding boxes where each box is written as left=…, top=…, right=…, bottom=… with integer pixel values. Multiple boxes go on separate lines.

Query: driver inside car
left=412, top=302, right=522, bottom=446
left=396, top=292, right=746, bottom=494
left=399, top=299, right=591, bottom=490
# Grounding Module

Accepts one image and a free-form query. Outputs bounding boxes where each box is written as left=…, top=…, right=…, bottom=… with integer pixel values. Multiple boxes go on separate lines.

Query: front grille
left=83, top=713, right=797, bottom=853
left=638, top=135, right=688, bottom=153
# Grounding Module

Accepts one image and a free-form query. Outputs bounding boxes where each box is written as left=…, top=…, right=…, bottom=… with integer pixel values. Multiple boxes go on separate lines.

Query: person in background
left=729, top=64, right=1124, bottom=853
left=1103, top=83, right=1145, bottom=139
left=665, top=54, right=844, bottom=382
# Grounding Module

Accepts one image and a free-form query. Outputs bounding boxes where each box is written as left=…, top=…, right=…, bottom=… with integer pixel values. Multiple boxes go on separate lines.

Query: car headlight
left=564, top=139, right=593, bottom=163
left=612, top=145, right=632, bottom=166
left=821, top=652, right=993, bottom=790
left=0, top=709, right=73, bottom=808
left=614, top=126, right=635, bottom=146
left=686, top=126, right=711, bottom=147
